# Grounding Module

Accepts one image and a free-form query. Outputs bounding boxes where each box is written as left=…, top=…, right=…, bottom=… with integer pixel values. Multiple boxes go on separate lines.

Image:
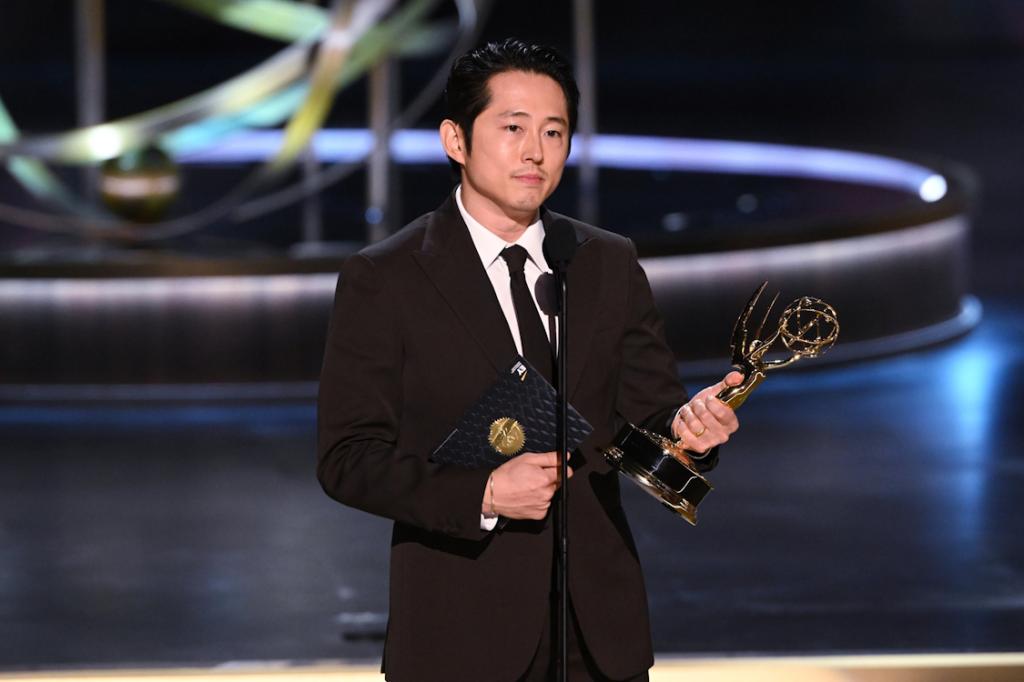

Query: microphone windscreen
left=535, top=273, right=558, bottom=316
left=543, top=218, right=577, bottom=268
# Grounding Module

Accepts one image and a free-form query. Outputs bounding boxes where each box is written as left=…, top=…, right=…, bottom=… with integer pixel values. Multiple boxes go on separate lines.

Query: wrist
left=483, top=472, right=498, bottom=518
left=671, top=404, right=686, bottom=439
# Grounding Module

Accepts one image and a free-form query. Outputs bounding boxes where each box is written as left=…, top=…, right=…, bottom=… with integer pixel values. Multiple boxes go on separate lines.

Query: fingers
left=700, top=370, right=745, bottom=400
left=521, top=451, right=573, bottom=477
left=673, top=404, right=708, bottom=453
left=503, top=452, right=572, bottom=489
left=691, top=397, right=734, bottom=439
left=674, top=393, right=740, bottom=453
left=723, top=370, right=745, bottom=387
left=519, top=451, right=558, bottom=466
left=552, top=466, right=573, bottom=484
left=522, top=451, right=571, bottom=469
left=541, top=466, right=562, bottom=487
left=701, top=394, right=739, bottom=430
left=677, top=402, right=704, bottom=437
left=676, top=403, right=714, bottom=453
left=492, top=452, right=573, bottom=520
left=527, top=454, right=571, bottom=498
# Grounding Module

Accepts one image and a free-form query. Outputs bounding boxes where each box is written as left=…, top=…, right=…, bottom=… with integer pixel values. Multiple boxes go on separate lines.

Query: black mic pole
left=543, top=219, right=576, bottom=682
left=555, top=262, right=569, bottom=682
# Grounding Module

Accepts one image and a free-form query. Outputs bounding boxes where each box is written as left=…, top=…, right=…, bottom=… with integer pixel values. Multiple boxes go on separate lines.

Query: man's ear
left=439, top=119, right=466, bottom=165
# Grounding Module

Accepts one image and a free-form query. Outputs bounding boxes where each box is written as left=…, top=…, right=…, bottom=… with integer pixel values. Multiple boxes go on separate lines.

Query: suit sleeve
left=614, top=239, right=719, bottom=472
left=316, top=253, right=491, bottom=540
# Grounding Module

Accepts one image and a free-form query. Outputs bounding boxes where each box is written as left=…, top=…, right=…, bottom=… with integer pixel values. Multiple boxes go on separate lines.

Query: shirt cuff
left=480, top=513, right=499, bottom=532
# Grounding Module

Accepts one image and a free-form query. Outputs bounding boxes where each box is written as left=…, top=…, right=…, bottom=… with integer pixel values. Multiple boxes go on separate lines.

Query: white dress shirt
left=456, top=186, right=554, bottom=351
left=455, top=186, right=554, bottom=531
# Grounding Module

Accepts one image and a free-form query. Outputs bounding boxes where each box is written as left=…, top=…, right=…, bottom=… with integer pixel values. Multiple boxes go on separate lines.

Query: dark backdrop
left=1, top=1, right=1020, bottom=298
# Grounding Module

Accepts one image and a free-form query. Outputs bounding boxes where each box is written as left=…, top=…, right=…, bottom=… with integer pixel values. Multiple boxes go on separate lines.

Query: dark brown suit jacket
left=318, top=194, right=701, bottom=681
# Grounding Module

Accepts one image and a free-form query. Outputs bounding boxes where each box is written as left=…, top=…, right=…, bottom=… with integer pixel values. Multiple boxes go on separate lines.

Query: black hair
left=443, top=38, right=580, bottom=175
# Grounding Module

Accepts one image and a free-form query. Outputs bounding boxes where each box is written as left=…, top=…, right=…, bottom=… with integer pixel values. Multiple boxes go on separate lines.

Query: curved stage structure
left=0, top=133, right=976, bottom=396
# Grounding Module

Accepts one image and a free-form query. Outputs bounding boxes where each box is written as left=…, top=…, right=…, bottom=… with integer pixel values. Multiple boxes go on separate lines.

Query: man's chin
left=507, top=201, right=543, bottom=222
left=510, top=189, right=554, bottom=215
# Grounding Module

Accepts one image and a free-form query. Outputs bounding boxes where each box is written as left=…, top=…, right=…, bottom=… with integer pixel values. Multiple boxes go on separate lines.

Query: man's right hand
left=485, top=452, right=571, bottom=520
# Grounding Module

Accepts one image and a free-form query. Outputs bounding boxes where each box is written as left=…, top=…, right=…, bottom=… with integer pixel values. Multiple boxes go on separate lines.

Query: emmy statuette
left=604, top=281, right=840, bottom=525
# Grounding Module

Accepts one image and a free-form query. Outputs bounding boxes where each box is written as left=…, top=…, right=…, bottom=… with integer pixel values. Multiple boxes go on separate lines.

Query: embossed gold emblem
left=489, top=417, right=526, bottom=457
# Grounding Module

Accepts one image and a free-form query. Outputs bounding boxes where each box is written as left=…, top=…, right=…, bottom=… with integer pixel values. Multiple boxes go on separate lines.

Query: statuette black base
left=604, top=424, right=712, bottom=526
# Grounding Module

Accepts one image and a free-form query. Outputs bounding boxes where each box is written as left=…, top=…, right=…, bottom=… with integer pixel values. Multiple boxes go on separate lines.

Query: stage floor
left=1, top=298, right=1022, bottom=672
left=7, top=653, right=1024, bottom=682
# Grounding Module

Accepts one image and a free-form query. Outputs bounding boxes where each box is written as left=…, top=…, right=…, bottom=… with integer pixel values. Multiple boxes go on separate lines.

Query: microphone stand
left=553, top=263, right=569, bottom=682
left=544, top=218, right=575, bottom=682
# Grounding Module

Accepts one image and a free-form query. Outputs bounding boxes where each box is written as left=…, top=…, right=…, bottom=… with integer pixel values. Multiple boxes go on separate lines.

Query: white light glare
left=100, top=175, right=179, bottom=198
left=919, top=174, right=948, bottom=203
left=84, top=125, right=125, bottom=160
left=182, top=129, right=952, bottom=200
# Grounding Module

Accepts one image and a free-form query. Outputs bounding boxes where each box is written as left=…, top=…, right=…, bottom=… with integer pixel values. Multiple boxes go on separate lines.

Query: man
left=318, top=39, right=741, bottom=681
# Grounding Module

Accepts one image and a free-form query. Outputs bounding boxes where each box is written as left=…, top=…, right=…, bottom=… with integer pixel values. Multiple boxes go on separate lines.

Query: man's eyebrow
left=496, top=110, right=568, bottom=125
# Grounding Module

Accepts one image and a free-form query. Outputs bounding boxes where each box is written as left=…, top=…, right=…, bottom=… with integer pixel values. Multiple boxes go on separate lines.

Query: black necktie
left=500, top=245, right=554, bottom=383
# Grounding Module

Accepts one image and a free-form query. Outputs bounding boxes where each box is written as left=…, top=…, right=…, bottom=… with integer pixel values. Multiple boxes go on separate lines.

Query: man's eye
left=545, top=130, right=563, bottom=138
left=506, top=124, right=521, bottom=133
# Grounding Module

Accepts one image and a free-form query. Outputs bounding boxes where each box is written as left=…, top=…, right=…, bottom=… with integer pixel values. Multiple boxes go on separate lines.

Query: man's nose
left=521, top=130, right=544, bottom=163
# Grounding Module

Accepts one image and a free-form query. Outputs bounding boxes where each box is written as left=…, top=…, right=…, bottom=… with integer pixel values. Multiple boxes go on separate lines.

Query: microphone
left=534, top=273, right=558, bottom=317
left=543, top=218, right=577, bottom=271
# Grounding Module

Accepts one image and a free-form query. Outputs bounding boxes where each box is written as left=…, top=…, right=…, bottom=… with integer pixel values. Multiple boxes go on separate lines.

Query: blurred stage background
left=1, top=0, right=1022, bottom=679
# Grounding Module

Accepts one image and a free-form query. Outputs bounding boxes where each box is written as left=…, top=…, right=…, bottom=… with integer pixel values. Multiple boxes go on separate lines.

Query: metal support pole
left=301, top=145, right=323, bottom=244
left=75, top=0, right=105, bottom=203
left=367, top=58, right=399, bottom=244
left=555, top=270, right=570, bottom=682
left=573, top=0, right=598, bottom=226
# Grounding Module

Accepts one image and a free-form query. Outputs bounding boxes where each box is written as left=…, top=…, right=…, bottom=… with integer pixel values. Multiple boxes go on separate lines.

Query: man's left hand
left=671, top=371, right=744, bottom=454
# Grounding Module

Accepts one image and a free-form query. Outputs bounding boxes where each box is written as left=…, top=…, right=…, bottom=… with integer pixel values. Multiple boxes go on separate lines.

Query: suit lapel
left=413, top=196, right=518, bottom=374
left=413, top=199, right=602, bottom=395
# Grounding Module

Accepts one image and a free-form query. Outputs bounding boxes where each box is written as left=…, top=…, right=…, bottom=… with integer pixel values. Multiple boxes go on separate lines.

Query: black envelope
left=430, top=357, right=593, bottom=469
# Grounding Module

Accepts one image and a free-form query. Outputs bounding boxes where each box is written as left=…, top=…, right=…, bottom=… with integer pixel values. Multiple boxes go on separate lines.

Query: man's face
left=443, top=70, right=570, bottom=229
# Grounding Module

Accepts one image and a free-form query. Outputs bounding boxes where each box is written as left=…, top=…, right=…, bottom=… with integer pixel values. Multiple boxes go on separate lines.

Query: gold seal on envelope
left=489, top=417, right=526, bottom=456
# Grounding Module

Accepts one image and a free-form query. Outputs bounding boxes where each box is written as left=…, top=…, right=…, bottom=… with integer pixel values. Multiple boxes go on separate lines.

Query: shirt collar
left=456, top=185, right=549, bottom=271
